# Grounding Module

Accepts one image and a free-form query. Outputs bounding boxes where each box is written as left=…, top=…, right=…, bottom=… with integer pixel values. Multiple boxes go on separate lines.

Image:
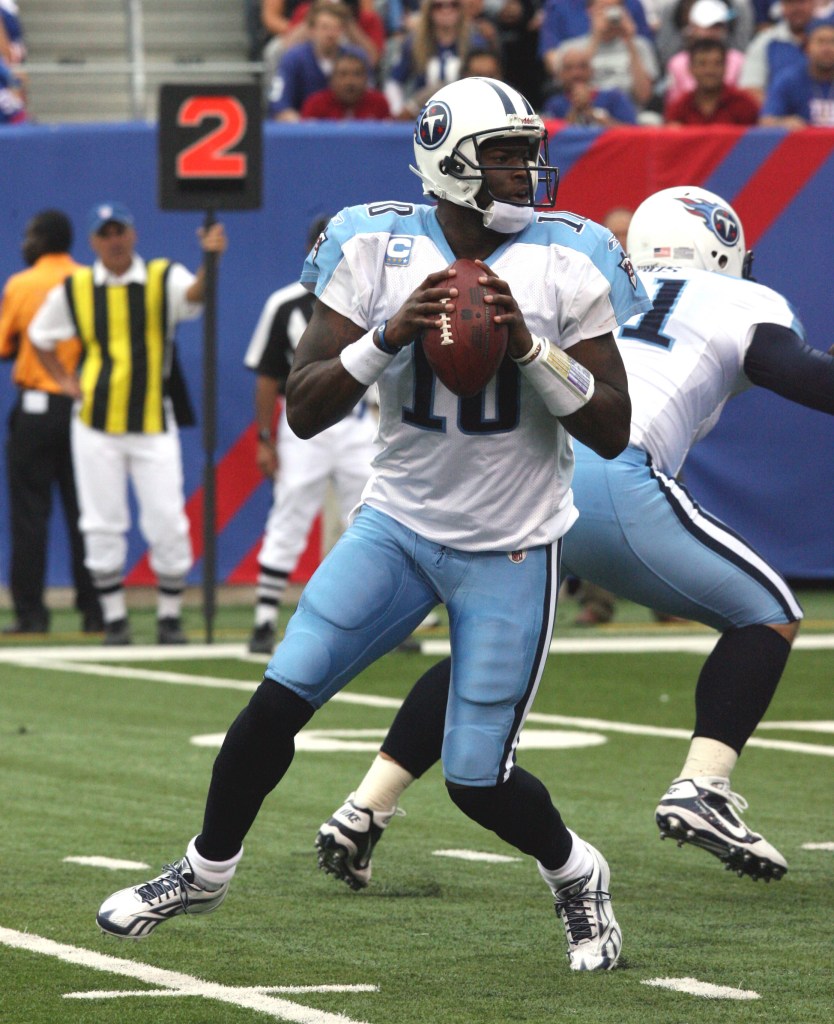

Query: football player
left=96, top=77, right=652, bottom=973
left=314, top=185, right=834, bottom=894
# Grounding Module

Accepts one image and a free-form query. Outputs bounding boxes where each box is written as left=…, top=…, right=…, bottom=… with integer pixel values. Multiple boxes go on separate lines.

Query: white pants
left=71, top=407, right=193, bottom=580
left=258, top=406, right=379, bottom=573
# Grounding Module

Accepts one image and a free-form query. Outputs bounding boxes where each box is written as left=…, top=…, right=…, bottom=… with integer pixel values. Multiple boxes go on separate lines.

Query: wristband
left=516, top=336, right=595, bottom=416
left=257, top=428, right=274, bottom=444
left=513, top=339, right=543, bottom=366
left=375, top=320, right=398, bottom=355
left=340, top=327, right=397, bottom=386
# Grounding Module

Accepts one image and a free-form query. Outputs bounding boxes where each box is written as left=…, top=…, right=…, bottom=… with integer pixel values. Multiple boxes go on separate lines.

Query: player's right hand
left=385, top=267, right=459, bottom=349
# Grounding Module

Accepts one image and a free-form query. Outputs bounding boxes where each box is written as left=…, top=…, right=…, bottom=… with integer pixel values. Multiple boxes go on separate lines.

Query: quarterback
left=314, top=186, right=834, bottom=899
left=96, top=77, right=650, bottom=973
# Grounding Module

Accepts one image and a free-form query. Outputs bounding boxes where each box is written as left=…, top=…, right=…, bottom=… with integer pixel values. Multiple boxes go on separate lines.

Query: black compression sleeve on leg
left=380, top=656, right=450, bottom=777
left=693, top=624, right=792, bottom=754
left=197, top=679, right=316, bottom=861
left=446, top=767, right=573, bottom=870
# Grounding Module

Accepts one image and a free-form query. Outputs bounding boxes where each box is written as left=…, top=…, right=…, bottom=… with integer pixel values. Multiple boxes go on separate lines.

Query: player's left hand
left=476, top=261, right=535, bottom=361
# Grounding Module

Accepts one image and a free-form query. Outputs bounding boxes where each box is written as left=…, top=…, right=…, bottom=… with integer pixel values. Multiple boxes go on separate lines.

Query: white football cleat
left=96, top=856, right=228, bottom=939
left=656, top=776, right=787, bottom=881
left=552, top=842, right=622, bottom=971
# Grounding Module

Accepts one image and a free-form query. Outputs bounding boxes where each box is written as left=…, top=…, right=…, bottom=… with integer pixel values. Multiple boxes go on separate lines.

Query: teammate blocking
left=315, top=184, right=834, bottom=895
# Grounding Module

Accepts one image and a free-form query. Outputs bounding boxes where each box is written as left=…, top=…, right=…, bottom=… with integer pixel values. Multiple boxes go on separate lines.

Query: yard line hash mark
left=63, top=856, right=150, bottom=870
left=642, top=976, right=760, bottom=1000
left=433, top=850, right=522, bottom=863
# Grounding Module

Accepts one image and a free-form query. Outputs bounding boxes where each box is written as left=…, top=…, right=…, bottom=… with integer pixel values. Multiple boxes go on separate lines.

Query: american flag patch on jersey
left=653, top=247, right=671, bottom=257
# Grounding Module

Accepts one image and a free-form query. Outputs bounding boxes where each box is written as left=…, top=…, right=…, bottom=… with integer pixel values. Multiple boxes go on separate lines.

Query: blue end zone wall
left=0, top=121, right=832, bottom=588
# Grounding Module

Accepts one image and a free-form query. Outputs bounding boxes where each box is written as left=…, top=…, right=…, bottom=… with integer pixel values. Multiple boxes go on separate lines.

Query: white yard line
left=3, top=632, right=834, bottom=666
left=3, top=642, right=833, bottom=757
left=0, top=926, right=375, bottom=1023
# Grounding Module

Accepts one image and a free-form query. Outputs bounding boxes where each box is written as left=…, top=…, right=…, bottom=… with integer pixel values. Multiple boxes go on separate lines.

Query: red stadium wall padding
left=551, top=125, right=744, bottom=224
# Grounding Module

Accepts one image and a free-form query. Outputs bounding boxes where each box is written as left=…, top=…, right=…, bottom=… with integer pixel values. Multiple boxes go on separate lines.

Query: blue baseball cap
left=87, top=201, right=134, bottom=235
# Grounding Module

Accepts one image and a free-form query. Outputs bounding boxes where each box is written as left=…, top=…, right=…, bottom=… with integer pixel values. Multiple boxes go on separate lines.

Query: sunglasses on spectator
left=431, top=1, right=461, bottom=9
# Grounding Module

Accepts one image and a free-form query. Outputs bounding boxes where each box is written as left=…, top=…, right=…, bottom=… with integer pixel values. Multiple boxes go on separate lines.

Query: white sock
left=100, top=589, right=127, bottom=625
left=676, top=737, right=738, bottom=782
left=186, top=836, right=243, bottom=886
left=157, top=591, right=183, bottom=621
left=537, top=829, right=594, bottom=896
left=255, top=604, right=278, bottom=629
left=354, top=754, right=415, bottom=813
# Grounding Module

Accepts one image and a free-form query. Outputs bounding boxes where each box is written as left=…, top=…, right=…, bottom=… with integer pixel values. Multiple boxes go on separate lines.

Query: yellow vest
left=65, top=259, right=172, bottom=434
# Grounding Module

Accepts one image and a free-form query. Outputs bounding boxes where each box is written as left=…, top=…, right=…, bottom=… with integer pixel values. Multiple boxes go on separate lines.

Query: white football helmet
left=410, top=77, right=559, bottom=217
left=627, top=186, right=753, bottom=278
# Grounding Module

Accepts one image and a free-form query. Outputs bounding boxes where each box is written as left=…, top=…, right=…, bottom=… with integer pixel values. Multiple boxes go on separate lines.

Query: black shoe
left=3, top=615, right=50, bottom=635
left=103, top=618, right=132, bottom=646
left=82, top=608, right=105, bottom=633
left=248, top=622, right=275, bottom=654
left=157, top=617, right=187, bottom=645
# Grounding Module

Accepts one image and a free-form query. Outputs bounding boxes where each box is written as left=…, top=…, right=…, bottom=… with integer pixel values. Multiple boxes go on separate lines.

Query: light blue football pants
left=265, top=504, right=560, bottom=785
left=563, top=444, right=802, bottom=630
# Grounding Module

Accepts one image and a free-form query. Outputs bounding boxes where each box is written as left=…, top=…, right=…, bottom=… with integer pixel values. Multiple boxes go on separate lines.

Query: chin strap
left=482, top=202, right=535, bottom=234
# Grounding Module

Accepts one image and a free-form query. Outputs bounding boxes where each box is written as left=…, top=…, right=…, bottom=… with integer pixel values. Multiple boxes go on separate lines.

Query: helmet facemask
left=439, top=124, right=560, bottom=211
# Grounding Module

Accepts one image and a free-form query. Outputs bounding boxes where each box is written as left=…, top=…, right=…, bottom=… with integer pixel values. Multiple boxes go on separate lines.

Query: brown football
left=421, top=258, right=509, bottom=398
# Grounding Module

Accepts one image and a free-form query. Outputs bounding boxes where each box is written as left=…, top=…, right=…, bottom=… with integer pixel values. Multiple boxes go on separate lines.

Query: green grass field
left=1, top=593, right=832, bottom=1024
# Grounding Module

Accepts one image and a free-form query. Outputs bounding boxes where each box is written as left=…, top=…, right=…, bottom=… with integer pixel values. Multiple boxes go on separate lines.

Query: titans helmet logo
left=678, top=197, right=740, bottom=248
left=415, top=101, right=452, bottom=150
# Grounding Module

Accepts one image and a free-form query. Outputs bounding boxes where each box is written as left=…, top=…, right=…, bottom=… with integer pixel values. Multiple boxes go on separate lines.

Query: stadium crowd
left=5, top=1, right=834, bottom=128
left=257, top=0, right=834, bottom=128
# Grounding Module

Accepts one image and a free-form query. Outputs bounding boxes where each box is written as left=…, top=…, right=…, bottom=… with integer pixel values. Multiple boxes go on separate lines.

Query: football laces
left=439, top=299, right=454, bottom=346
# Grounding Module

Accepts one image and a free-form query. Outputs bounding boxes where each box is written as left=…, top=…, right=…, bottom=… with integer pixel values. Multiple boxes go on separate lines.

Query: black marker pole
left=202, top=207, right=218, bottom=644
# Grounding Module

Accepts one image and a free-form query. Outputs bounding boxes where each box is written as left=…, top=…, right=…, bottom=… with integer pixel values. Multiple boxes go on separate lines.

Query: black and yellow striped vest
left=64, top=259, right=173, bottom=434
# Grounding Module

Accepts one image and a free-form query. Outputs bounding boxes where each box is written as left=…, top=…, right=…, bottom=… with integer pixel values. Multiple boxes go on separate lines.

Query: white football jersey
left=620, top=267, right=804, bottom=477
left=301, top=202, right=649, bottom=551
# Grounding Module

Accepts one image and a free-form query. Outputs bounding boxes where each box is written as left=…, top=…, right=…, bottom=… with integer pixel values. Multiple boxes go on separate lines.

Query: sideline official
left=30, top=201, right=227, bottom=645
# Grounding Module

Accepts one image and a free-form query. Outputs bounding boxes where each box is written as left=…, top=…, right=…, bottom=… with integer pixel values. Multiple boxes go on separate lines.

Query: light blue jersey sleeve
left=532, top=212, right=651, bottom=327
left=300, top=207, right=354, bottom=297
left=300, top=202, right=437, bottom=300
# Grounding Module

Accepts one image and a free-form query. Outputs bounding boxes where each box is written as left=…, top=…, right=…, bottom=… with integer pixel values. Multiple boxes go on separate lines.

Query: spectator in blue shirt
left=541, top=43, right=638, bottom=123
left=383, top=0, right=492, bottom=118
left=268, top=0, right=370, bottom=120
left=760, top=15, right=834, bottom=128
left=0, top=55, right=24, bottom=123
left=539, top=0, right=654, bottom=64
left=543, top=0, right=659, bottom=110
left=0, top=0, right=26, bottom=65
left=739, top=0, right=817, bottom=104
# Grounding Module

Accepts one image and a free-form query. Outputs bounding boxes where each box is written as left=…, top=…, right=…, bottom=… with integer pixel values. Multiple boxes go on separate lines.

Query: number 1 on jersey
left=620, top=279, right=687, bottom=349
